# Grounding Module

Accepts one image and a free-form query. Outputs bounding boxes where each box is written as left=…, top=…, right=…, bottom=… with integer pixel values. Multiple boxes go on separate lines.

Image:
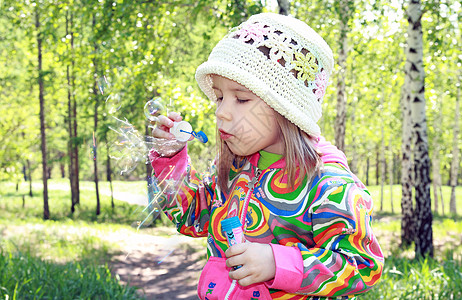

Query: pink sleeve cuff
left=315, top=136, right=349, bottom=168
left=265, top=244, right=304, bottom=293
left=149, top=146, right=189, bottom=181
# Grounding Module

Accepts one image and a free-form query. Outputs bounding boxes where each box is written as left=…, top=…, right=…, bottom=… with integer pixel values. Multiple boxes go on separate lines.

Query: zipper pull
left=246, top=168, right=261, bottom=189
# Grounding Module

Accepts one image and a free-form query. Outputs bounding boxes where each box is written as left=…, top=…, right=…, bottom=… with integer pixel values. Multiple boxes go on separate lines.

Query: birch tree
left=277, top=0, right=290, bottom=15
left=334, top=0, right=354, bottom=152
left=405, top=0, right=433, bottom=257
left=400, top=72, right=414, bottom=247
left=449, top=76, right=460, bottom=215
left=35, top=6, right=50, bottom=220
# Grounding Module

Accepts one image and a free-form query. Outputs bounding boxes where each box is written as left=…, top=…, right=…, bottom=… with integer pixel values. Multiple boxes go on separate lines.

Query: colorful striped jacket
left=150, top=138, right=384, bottom=299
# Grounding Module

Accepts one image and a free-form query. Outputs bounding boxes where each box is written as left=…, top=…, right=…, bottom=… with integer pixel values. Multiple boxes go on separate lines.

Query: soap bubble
left=97, top=76, right=111, bottom=95
left=117, top=152, right=142, bottom=175
left=105, top=93, right=122, bottom=114
left=144, top=97, right=164, bottom=122
left=134, top=169, right=184, bottom=230
left=108, top=117, right=150, bottom=175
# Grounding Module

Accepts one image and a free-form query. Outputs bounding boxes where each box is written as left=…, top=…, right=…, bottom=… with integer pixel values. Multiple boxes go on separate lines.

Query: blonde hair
left=216, top=113, right=322, bottom=191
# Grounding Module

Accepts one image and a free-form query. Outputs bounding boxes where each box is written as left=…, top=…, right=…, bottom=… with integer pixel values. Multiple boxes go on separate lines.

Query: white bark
left=389, top=136, right=394, bottom=214
left=380, top=94, right=385, bottom=211
left=449, top=76, right=460, bottom=214
left=401, top=71, right=414, bottom=246
left=334, top=0, right=353, bottom=152
left=406, top=0, right=433, bottom=257
left=277, top=0, right=290, bottom=15
left=432, top=101, right=443, bottom=215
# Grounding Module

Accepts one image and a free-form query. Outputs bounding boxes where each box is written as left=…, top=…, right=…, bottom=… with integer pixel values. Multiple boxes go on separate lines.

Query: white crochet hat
left=195, top=12, right=334, bottom=136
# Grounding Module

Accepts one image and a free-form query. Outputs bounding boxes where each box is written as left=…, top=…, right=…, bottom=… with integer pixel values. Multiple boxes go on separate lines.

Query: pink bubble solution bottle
left=221, top=216, right=245, bottom=247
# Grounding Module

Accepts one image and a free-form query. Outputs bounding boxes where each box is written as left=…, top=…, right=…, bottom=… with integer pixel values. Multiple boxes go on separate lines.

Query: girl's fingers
left=151, top=126, right=174, bottom=139
left=167, top=111, right=183, bottom=122
left=157, top=115, right=175, bottom=128
left=152, top=115, right=174, bottom=139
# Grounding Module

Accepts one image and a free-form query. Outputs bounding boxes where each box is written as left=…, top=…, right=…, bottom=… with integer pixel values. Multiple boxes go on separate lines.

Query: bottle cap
left=221, top=216, right=242, bottom=232
left=195, top=131, right=208, bottom=143
left=170, top=121, right=192, bottom=142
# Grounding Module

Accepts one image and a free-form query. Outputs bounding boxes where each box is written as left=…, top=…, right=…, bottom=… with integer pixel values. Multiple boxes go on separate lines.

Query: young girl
left=150, top=12, right=383, bottom=300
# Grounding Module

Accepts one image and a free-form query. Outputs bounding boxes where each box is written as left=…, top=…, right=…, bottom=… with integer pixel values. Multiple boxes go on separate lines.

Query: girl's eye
left=237, top=99, right=249, bottom=103
left=216, top=96, right=223, bottom=102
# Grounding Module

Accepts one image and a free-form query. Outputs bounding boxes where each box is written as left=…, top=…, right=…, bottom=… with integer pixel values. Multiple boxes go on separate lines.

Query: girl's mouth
left=219, top=129, right=233, bottom=140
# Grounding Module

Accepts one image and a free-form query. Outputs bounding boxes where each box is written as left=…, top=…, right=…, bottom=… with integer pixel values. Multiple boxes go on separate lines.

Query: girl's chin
left=226, top=142, right=255, bottom=157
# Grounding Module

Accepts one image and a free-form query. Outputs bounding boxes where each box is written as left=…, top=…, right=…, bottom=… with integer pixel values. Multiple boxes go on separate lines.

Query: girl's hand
left=150, top=112, right=192, bottom=157
left=151, top=111, right=183, bottom=140
left=225, top=242, right=276, bottom=286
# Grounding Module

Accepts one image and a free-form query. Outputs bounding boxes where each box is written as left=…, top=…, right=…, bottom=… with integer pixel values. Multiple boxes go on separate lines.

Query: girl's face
left=212, top=75, right=284, bottom=156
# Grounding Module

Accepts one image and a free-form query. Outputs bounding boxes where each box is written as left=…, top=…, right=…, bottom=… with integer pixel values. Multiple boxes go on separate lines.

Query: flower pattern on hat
left=293, top=51, right=319, bottom=82
left=234, top=22, right=269, bottom=44
left=314, top=69, right=329, bottom=100
left=262, top=31, right=295, bottom=65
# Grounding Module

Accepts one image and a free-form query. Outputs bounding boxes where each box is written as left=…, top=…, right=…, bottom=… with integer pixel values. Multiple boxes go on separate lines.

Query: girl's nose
left=215, top=98, right=232, bottom=121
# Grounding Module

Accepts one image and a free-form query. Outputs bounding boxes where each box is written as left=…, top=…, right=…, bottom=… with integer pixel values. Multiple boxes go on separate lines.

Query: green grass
left=0, top=179, right=173, bottom=299
left=359, top=184, right=462, bottom=299
left=0, top=250, right=140, bottom=299
left=1, top=179, right=462, bottom=299
left=358, top=256, right=462, bottom=299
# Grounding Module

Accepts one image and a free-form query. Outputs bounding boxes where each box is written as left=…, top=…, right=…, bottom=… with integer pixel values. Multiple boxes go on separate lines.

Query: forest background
left=0, top=0, right=461, bottom=299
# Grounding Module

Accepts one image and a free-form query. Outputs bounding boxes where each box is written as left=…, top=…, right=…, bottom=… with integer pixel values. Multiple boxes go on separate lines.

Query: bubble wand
left=144, top=98, right=208, bottom=143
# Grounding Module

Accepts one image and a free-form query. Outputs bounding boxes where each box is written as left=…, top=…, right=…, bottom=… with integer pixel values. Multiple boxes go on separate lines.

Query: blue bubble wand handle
left=170, top=121, right=208, bottom=144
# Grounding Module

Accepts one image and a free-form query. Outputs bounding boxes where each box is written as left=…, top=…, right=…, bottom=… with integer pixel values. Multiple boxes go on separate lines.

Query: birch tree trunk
left=106, top=134, right=114, bottom=210
left=277, top=0, right=290, bottom=15
left=27, top=159, right=33, bottom=197
left=36, top=8, right=49, bottom=220
left=432, top=100, right=443, bottom=214
left=389, top=137, right=394, bottom=214
left=66, top=11, right=77, bottom=214
left=92, top=14, right=101, bottom=216
left=71, top=11, right=80, bottom=206
left=350, top=75, right=358, bottom=174
left=406, top=0, right=433, bottom=257
left=366, top=157, right=370, bottom=186
left=376, top=150, right=380, bottom=185
left=449, top=76, right=460, bottom=215
left=334, top=0, right=353, bottom=152
left=380, top=94, right=385, bottom=212
left=432, top=146, right=441, bottom=214
left=400, top=39, right=414, bottom=248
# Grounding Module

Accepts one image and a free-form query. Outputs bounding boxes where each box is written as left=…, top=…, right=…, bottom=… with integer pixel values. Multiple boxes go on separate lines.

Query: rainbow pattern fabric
left=151, top=144, right=384, bottom=299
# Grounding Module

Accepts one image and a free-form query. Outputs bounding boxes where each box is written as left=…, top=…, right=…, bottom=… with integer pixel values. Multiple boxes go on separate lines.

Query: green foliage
left=0, top=250, right=141, bottom=299
left=359, top=256, right=462, bottom=299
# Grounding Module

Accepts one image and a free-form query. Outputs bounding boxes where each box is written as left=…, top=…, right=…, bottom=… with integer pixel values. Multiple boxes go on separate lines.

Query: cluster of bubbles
left=97, top=76, right=165, bottom=176
left=96, top=75, right=209, bottom=237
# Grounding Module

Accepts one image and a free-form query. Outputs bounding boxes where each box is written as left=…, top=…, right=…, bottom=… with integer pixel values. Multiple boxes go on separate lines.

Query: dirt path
left=107, top=227, right=205, bottom=299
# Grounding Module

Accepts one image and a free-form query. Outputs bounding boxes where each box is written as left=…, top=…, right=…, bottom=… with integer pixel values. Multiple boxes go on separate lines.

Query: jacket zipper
left=224, top=279, right=238, bottom=300
left=224, top=167, right=261, bottom=299
left=240, top=168, right=262, bottom=226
